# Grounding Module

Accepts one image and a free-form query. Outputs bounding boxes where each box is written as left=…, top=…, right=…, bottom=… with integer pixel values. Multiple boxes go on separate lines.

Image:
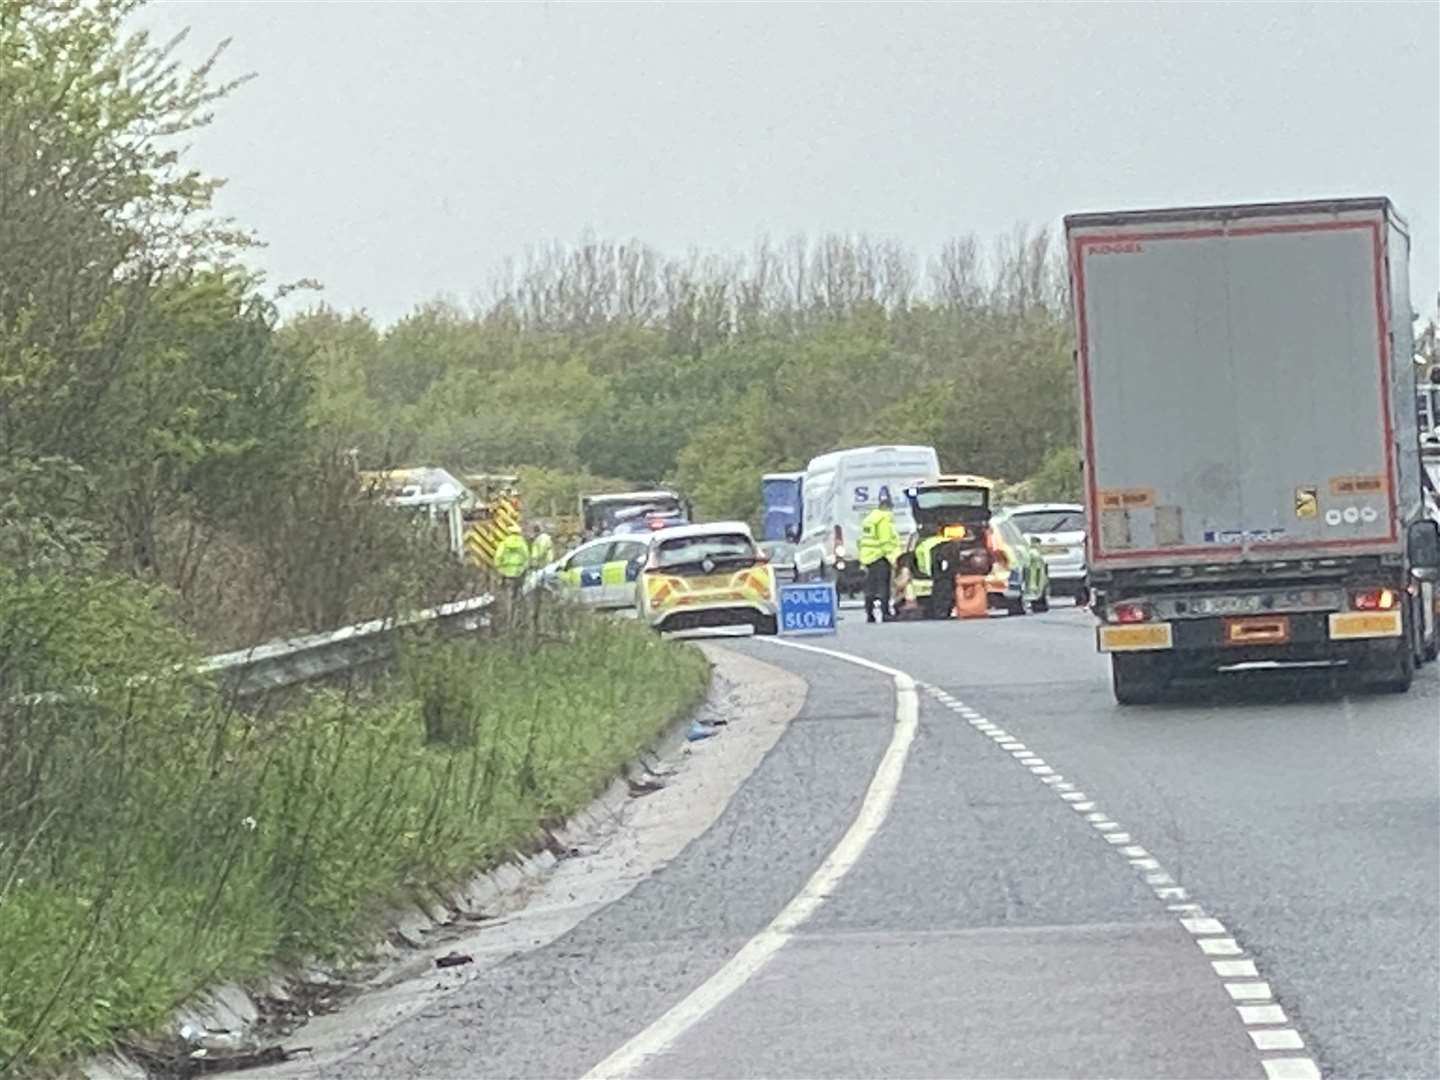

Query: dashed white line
left=1200, top=938, right=1246, bottom=957
left=1214, top=960, right=1259, bottom=978
left=1262, top=1057, right=1322, bottom=1080
left=1181, top=917, right=1227, bottom=936
left=1250, top=1030, right=1306, bottom=1051
left=1239, top=1004, right=1289, bottom=1025
left=920, top=681, right=1320, bottom=1080
left=1226, top=982, right=1275, bottom=1002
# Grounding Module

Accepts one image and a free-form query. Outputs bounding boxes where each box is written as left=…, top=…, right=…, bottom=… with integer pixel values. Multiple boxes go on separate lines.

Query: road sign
left=778, top=582, right=838, bottom=636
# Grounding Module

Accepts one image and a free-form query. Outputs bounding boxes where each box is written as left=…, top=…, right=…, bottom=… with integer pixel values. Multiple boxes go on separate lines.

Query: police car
left=531, top=535, right=649, bottom=610
left=636, top=522, right=780, bottom=634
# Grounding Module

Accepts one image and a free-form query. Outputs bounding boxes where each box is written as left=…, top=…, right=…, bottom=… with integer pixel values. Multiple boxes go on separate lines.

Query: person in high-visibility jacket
left=859, top=491, right=902, bottom=623
left=494, top=526, right=531, bottom=581
left=528, top=522, right=555, bottom=569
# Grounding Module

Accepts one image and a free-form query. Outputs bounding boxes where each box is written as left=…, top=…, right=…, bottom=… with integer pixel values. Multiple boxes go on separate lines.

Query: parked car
left=1004, top=503, right=1087, bottom=602
left=636, top=522, right=779, bottom=634
left=986, top=510, right=1051, bottom=615
left=530, top=535, right=649, bottom=609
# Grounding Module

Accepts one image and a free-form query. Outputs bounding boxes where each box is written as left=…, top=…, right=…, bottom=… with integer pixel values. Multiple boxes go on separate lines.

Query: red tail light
left=1350, top=588, right=1398, bottom=611
left=1109, top=602, right=1151, bottom=624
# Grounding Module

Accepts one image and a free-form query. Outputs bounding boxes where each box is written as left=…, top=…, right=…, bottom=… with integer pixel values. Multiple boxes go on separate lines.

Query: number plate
left=1196, top=594, right=1263, bottom=616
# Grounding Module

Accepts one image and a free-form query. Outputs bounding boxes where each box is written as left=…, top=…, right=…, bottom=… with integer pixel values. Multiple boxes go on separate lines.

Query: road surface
left=330, top=605, right=1438, bottom=1079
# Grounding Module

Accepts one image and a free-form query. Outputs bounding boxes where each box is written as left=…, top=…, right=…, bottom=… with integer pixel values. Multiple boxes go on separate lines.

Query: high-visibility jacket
left=858, top=509, right=901, bottom=567
left=913, top=534, right=946, bottom=578
left=494, top=532, right=531, bottom=579
left=530, top=532, right=555, bottom=568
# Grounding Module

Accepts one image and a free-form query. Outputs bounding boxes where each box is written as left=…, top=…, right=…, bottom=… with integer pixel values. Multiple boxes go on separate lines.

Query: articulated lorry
left=1065, top=197, right=1440, bottom=703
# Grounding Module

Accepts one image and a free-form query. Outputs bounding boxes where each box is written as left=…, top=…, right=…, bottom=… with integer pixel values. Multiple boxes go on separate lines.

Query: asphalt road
left=332, top=604, right=1438, bottom=1079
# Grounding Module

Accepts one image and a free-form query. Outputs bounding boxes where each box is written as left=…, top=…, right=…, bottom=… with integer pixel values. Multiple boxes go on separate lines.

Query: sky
left=138, top=1, right=1440, bottom=327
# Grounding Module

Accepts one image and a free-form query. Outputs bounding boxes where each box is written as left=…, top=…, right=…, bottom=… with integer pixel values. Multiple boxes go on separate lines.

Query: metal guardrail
left=198, top=594, right=495, bottom=698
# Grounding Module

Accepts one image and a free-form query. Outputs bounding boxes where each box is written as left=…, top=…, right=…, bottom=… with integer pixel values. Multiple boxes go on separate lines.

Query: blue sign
left=779, top=582, right=838, bottom=636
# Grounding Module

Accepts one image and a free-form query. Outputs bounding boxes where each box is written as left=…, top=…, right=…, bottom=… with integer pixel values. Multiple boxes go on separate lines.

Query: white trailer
left=1065, top=198, right=1440, bottom=702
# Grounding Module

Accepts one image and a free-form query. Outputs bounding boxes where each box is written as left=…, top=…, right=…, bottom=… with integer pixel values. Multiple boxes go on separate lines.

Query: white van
left=794, top=444, right=941, bottom=595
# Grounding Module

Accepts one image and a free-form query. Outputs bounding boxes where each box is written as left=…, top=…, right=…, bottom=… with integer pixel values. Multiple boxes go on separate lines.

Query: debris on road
left=434, top=951, right=474, bottom=969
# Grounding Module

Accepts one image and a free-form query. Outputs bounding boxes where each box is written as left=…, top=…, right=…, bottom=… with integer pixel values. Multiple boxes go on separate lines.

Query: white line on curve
left=581, top=637, right=918, bottom=1080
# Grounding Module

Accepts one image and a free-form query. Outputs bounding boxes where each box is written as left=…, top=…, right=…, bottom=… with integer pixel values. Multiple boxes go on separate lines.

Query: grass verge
left=0, top=602, right=709, bottom=1076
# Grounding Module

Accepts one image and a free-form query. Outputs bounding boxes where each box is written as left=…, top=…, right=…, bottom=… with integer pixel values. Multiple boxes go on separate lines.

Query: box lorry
left=1065, top=197, right=1440, bottom=703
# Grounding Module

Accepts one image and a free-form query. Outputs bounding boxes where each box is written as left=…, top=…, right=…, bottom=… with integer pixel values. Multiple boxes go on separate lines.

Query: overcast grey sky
left=141, top=1, right=1438, bottom=326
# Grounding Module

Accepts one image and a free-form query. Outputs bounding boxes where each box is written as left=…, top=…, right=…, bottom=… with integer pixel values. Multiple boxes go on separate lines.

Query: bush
left=0, top=598, right=708, bottom=1074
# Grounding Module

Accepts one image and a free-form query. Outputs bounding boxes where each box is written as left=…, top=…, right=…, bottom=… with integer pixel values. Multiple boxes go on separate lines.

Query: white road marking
left=1181, top=917, right=1227, bottom=936
left=920, top=688, right=1319, bottom=1079
left=1238, top=1004, right=1288, bottom=1025
left=1250, top=1029, right=1305, bottom=1051
left=1214, top=960, right=1259, bottom=978
left=1226, top=982, right=1274, bottom=1002
left=1200, top=938, right=1245, bottom=957
left=583, top=640, right=918, bottom=1080
left=1261, top=1057, right=1322, bottom=1080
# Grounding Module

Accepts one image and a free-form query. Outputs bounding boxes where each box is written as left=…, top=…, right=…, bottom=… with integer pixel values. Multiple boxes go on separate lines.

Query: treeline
left=0, top=0, right=474, bottom=651
left=291, top=230, right=1084, bottom=525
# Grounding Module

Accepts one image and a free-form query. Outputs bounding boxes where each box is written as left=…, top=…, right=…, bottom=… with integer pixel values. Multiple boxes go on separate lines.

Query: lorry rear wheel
left=1365, top=611, right=1415, bottom=693
left=1112, top=654, right=1167, bottom=705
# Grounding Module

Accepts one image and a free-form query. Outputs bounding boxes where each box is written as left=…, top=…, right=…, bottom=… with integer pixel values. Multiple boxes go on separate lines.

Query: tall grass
left=0, top=600, right=708, bottom=1075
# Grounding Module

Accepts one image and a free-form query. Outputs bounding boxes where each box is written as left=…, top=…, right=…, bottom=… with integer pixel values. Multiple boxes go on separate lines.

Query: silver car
left=1005, top=503, right=1087, bottom=601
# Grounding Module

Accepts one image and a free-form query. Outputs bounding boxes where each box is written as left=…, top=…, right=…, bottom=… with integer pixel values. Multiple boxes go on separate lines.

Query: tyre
left=1365, top=610, right=1415, bottom=694
left=1005, top=593, right=1026, bottom=616
left=1112, top=653, right=1167, bottom=705
left=754, top=614, right=779, bottom=636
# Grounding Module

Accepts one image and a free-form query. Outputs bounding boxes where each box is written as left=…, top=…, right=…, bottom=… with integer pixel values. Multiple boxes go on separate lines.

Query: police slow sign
left=778, top=582, right=838, bottom=636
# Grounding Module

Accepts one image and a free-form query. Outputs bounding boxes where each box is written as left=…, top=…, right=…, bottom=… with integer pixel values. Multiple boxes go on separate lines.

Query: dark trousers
left=864, top=559, right=893, bottom=622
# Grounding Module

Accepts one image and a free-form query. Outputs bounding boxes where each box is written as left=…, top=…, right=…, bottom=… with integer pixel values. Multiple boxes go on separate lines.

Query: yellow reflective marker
left=1328, top=611, right=1402, bottom=639
left=1098, top=623, right=1174, bottom=652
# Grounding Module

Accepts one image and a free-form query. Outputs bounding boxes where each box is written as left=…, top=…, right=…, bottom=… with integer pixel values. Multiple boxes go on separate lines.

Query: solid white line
left=583, top=638, right=918, bottom=1080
